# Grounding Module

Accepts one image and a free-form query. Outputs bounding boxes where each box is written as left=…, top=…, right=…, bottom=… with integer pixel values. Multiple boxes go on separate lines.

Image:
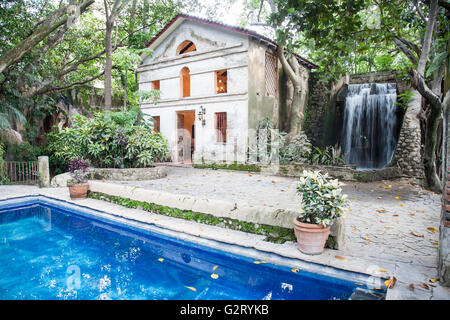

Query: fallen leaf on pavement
left=409, top=284, right=414, bottom=291
left=385, top=277, right=397, bottom=289
left=427, top=227, right=437, bottom=233
left=335, top=255, right=348, bottom=261
left=410, top=231, right=424, bottom=237
left=376, top=209, right=387, bottom=213
left=420, top=282, right=429, bottom=290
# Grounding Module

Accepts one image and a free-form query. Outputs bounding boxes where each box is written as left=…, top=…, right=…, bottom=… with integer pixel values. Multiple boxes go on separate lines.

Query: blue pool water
left=0, top=196, right=386, bottom=300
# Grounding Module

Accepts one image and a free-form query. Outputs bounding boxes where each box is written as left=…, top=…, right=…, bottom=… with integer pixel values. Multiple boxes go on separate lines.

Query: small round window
left=176, top=40, right=196, bottom=55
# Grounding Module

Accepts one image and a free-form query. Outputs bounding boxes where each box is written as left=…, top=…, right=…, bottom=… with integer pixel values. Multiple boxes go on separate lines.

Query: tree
left=0, top=0, right=95, bottom=74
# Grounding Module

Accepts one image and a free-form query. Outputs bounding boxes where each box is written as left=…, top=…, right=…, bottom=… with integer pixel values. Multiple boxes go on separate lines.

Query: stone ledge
left=51, top=166, right=167, bottom=187
left=88, top=180, right=297, bottom=229
left=266, top=164, right=402, bottom=182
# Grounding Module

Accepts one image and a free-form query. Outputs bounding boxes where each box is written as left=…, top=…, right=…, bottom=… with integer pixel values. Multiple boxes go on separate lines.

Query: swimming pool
left=0, top=196, right=386, bottom=300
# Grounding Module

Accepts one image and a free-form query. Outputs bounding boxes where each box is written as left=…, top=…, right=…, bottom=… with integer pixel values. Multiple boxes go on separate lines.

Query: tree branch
left=277, top=45, right=300, bottom=87
left=393, top=37, right=419, bottom=65
left=0, top=0, right=95, bottom=74
left=413, top=0, right=427, bottom=23
left=32, top=71, right=105, bottom=96
left=409, top=68, right=442, bottom=111
left=417, top=0, right=439, bottom=76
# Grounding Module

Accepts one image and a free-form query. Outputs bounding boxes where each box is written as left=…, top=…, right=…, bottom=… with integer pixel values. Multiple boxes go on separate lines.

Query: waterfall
left=340, top=83, right=398, bottom=170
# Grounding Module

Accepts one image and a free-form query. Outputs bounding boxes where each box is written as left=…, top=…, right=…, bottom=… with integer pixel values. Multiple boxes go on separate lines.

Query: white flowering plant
left=296, top=170, right=348, bottom=227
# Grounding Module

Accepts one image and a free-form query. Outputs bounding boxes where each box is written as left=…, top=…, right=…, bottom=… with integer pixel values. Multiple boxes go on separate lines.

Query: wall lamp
left=198, top=106, right=206, bottom=126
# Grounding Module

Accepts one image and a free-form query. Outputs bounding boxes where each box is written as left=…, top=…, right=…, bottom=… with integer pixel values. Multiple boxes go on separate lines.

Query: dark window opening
left=215, top=112, right=227, bottom=143
left=177, top=41, right=197, bottom=55
left=215, top=70, right=227, bottom=94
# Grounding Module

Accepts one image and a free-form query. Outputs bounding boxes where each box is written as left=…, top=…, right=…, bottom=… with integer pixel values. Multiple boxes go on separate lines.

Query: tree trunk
left=424, top=105, right=442, bottom=192
left=104, top=19, right=113, bottom=110
left=277, top=45, right=308, bottom=137
left=103, top=0, right=130, bottom=110
left=123, top=70, right=128, bottom=111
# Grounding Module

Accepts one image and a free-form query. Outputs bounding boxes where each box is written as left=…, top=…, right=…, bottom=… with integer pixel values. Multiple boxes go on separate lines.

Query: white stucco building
left=138, top=14, right=317, bottom=164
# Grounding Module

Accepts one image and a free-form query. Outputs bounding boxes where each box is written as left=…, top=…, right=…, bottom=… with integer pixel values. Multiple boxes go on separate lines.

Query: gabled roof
left=144, top=14, right=318, bottom=70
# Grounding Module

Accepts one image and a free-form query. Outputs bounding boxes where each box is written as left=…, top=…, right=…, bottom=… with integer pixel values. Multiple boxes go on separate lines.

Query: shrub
left=310, top=145, right=345, bottom=166
left=47, top=109, right=169, bottom=171
left=279, top=131, right=312, bottom=164
left=296, top=170, right=348, bottom=227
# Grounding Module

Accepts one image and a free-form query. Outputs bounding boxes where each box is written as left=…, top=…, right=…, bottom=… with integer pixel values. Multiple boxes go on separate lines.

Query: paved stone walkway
left=117, top=167, right=440, bottom=264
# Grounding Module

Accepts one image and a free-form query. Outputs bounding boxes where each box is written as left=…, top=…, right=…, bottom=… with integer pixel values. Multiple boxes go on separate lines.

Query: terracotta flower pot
left=68, top=183, right=89, bottom=200
left=293, top=218, right=331, bottom=255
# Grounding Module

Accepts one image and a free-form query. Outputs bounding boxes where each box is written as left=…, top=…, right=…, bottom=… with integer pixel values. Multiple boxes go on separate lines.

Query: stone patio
left=1, top=166, right=450, bottom=299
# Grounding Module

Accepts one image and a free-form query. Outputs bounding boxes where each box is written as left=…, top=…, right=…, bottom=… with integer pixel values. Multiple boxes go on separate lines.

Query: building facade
left=138, top=14, right=316, bottom=164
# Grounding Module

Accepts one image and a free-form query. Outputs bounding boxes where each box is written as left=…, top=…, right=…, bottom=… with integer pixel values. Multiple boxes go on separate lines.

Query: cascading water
left=340, top=83, right=398, bottom=170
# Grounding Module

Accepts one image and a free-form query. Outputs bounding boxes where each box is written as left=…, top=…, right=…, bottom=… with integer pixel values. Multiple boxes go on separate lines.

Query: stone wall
left=390, top=90, right=424, bottom=180
left=263, top=163, right=402, bottom=182
left=304, top=73, right=331, bottom=147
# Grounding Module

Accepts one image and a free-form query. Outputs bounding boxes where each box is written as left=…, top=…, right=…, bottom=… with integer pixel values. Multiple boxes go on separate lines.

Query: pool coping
left=1, top=186, right=448, bottom=300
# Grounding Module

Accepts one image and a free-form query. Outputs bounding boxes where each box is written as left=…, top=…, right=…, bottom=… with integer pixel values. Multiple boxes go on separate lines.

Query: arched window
left=176, top=40, right=196, bottom=55
left=180, top=67, right=190, bottom=98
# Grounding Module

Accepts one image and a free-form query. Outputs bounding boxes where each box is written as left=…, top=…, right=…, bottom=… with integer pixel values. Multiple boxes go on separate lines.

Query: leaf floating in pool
left=186, top=286, right=197, bottom=292
left=212, top=265, right=219, bottom=271
left=253, top=261, right=261, bottom=264
left=211, top=273, right=219, bottom=279
left=291, top=268, right=299, bottom=273
left=158, top=258, right=164, bottom=262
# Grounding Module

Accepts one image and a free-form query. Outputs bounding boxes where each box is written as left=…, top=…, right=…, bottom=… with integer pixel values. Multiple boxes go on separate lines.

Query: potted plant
left=294, top=170, right=348, bottom=255
left=67, top=157, right=90, bottom=199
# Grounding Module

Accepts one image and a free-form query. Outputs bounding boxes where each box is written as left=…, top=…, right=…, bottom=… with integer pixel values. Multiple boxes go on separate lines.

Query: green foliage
left=88, top=191, right=296, bottom=244
left=310, top=146, right=345, bottom=166
left=279, top=131, right=312, bottom=164
left=46, top=109, right=169, bottom=171
left=396, top=91, right=415, bottom=111
left=193, top=162, right=262, bottom=172
left=296, top=170, right=348, bottom=227
left=0, top=142, right=9, bottom=184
